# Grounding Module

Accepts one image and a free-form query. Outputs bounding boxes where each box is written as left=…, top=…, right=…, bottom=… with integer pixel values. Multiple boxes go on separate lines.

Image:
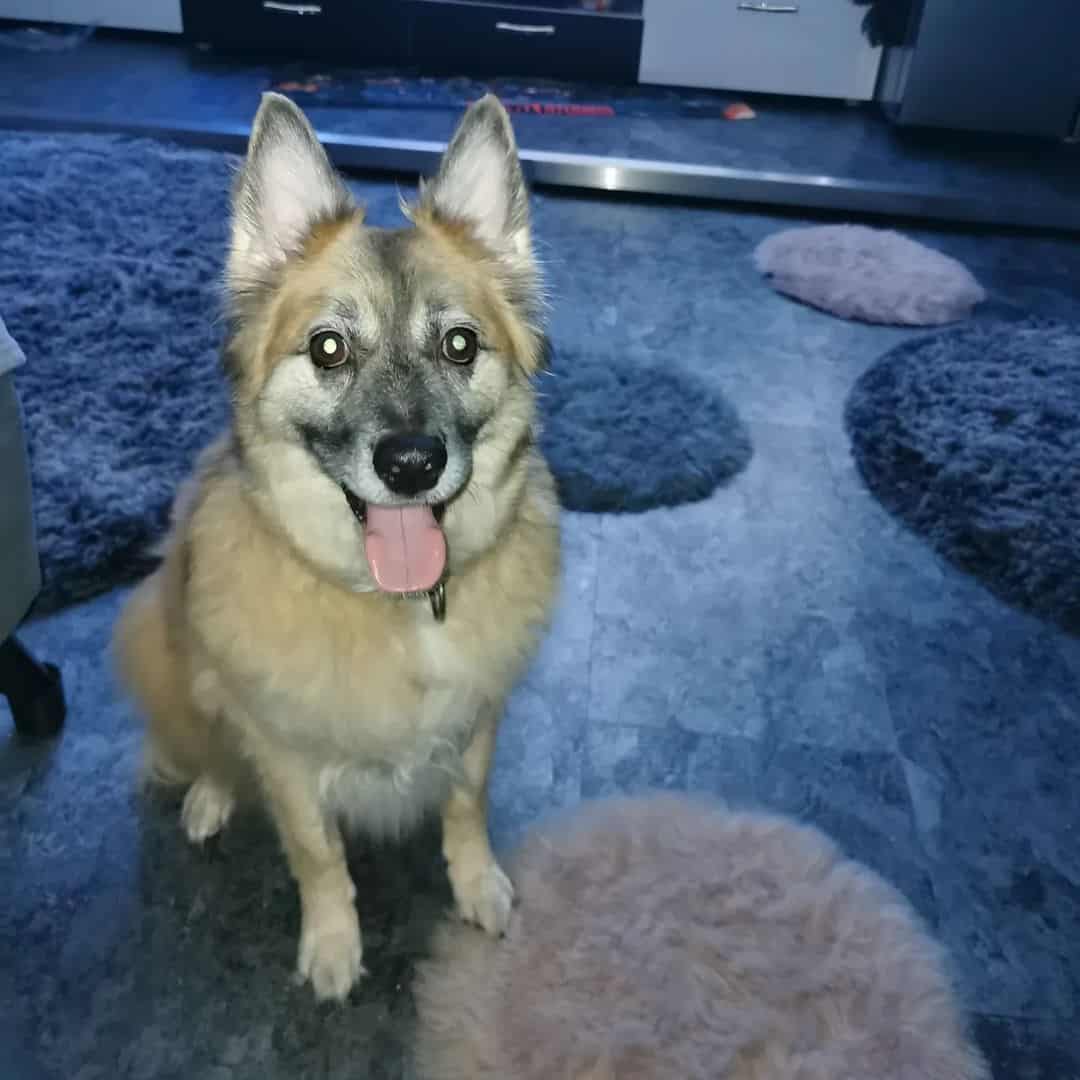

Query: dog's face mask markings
left=226, top=93, right=540, bottom=601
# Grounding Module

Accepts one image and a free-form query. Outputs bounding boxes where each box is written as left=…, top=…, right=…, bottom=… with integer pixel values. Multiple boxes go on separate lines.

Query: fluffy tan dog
left=114, top=92, right=559, bottom=1001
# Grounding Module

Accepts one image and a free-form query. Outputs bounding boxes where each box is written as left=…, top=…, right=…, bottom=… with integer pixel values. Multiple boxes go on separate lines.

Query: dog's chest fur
left=193, top=573, right=502, bottom=834
left=185, top=464, right=558, bottom=834
left=313, top=617, right=488, bottom=835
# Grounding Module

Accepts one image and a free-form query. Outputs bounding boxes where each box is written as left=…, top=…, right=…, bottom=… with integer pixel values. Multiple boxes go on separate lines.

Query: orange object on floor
left=724, top=102, right=757, bottom=121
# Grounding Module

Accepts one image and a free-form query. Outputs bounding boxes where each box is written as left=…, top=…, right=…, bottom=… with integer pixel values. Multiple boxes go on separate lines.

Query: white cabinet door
left=640, top=0, right=881, bottom=101
left=1, top=0, right=182, bottom=33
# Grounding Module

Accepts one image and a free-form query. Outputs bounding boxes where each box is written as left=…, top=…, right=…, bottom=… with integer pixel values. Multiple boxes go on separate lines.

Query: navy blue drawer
left=181, top=0, right=408, bottom=64
left=408, top=1, right=643, bottom=82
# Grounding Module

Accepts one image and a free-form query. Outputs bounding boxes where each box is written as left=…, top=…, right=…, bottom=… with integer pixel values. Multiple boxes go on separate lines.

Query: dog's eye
left=309, top=330, right=349, bottom=369
left=440, top=327, right=478, bottom=366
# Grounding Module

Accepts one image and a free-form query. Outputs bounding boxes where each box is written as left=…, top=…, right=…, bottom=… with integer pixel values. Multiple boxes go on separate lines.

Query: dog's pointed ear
left=421, top=95, right=531, bottom=261
left=229, top=93, right=355, bottom=291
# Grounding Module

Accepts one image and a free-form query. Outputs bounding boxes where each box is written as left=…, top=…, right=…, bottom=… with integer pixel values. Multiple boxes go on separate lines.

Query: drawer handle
left=495, top=21, right=556, bottom=35
left=736, top=2, right=799, bottom=11
left=262, top=1, right=323, bottom=14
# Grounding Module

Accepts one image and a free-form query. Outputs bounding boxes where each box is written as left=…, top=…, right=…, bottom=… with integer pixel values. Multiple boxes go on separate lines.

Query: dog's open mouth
left=343, top=487, right=447, bottom=594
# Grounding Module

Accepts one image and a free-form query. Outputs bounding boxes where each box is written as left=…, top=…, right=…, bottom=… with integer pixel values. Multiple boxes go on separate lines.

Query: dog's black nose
left=373, top=432, right=447, bottom=496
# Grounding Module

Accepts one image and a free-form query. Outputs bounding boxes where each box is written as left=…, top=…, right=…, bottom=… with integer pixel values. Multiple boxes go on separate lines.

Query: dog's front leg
left=442, top=710, right=514, bottom=935
left=255, top=749, right=363, bottom=1001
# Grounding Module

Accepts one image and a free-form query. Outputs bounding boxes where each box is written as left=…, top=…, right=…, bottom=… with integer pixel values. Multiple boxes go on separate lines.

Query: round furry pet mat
left=539, top=347, right=753, bottom=514
left=414, top=795, right=986, bottom=1080
left=754, top=225, right=985, bottom=326
left=846, top=317, right=1080, bottom=635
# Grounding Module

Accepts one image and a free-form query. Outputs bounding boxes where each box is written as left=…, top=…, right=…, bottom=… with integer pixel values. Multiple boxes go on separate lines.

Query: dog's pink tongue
left=363, top=505, right=446, bottom=594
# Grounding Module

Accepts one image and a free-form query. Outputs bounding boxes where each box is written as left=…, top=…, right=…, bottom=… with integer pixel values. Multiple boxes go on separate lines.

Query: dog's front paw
left=449, top=854, right=515, bottom=936
left=297, top=906, right=365, bottom=1002
left=181, top=775, right=235, bottom=844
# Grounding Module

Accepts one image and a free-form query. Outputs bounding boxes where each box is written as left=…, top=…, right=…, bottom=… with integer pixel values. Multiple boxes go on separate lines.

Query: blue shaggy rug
left=845, top=318, right=1080, bottom=635
left=0, top=132, right=749, bottom=614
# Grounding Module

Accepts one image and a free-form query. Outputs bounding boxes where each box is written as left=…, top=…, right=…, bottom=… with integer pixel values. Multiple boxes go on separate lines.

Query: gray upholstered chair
left=0, top=317, right=64, bottom=738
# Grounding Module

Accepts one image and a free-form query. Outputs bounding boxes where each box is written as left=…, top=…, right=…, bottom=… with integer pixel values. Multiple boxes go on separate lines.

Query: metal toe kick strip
left=0, top=111, right=1074, bottom=231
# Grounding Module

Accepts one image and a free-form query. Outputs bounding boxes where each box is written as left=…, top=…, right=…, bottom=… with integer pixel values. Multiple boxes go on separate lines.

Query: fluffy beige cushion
left=414, top=795, right=987, bottom=1080
left=754, top=224, right=985, bottom=325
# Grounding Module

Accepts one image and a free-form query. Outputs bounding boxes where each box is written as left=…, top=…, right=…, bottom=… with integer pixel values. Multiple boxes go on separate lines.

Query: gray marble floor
left=2, top=182, right=1079, bottom=1077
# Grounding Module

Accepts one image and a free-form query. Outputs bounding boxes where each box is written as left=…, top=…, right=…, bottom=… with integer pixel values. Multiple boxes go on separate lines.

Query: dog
left=113, top=92, right=560, bottom=1002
